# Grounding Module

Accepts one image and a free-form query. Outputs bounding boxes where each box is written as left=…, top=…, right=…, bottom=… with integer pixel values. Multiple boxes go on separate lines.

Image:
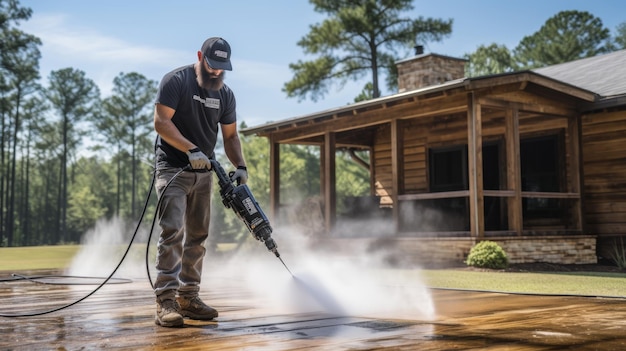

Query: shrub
left=466, top=240, right=509, bottom=269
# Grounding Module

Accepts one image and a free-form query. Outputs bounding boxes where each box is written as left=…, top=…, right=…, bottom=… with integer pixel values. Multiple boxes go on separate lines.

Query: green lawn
left=2, top=245, right=626, bottom=298
left=418, top=269, right=626, bottom=298
left=0, top=245, right=80, bottom=271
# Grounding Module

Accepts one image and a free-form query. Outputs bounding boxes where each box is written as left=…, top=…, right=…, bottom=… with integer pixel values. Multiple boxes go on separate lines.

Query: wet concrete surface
left=1, top=274, right=626, bottom=350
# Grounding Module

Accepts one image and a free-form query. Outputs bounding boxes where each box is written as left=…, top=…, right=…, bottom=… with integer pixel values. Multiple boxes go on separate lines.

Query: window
left=429, top=145, right=468, bottom=192
left=521, top=134, right=561, bottom=216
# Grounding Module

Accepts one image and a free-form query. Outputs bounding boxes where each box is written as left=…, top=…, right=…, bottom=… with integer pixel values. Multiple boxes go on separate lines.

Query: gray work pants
left=154, top=167, right=213, bottom=302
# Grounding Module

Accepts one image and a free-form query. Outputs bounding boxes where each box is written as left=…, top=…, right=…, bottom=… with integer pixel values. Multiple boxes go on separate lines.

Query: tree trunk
left=22, top=127, right=32, bottom=245
left=0, top=104, right=6, bottom=246
left=116, top=145, right=121, bottom=217
left=7, top=91, right=22, bottom=246
left=61, top=114, right=68, bottom=243
left=131, top=134, right=137, bottom=219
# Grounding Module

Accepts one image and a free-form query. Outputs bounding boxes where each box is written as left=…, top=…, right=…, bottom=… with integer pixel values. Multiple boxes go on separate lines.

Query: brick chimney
left=396, top=49, right=467, bottom=92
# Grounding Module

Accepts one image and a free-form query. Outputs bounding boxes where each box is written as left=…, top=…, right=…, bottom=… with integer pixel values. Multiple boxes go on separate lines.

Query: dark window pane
left=429, top=145, right=468, bottom=192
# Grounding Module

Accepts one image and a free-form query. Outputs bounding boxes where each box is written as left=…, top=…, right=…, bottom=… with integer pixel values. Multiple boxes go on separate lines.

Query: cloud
left=19, top=12, right=363, bottom=127
left=21, top=13, right=185, bottom=95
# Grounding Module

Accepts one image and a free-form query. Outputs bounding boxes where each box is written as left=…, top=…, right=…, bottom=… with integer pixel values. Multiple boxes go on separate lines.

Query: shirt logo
left=193, top=95, right=220, bottom=109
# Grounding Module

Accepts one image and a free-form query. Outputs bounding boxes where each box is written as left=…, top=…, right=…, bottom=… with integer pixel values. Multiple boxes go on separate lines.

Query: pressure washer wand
left=261, top=235, right=293, bottom=275
left=279, top=257, right=293, bottom=276
left=210, top=159, right=293, bottom=276
left=276, top=252, right=293, bottom=276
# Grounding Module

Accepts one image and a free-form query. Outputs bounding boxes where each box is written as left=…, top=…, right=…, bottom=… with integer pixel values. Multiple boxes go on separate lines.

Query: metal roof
left=534, top=49, right=626, bottom=98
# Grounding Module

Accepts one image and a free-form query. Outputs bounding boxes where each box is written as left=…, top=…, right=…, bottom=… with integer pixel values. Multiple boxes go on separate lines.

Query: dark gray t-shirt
left=155, top=64, right=236, bottom=169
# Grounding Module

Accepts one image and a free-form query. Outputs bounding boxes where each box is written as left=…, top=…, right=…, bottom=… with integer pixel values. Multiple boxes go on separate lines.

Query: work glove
left=186, top=148, right=211, bottom=170
left=230, top=166, right=248, bottom=185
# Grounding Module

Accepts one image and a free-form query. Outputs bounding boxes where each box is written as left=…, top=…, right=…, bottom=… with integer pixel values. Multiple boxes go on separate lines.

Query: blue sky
left=18, top=0, right=625, bottom=128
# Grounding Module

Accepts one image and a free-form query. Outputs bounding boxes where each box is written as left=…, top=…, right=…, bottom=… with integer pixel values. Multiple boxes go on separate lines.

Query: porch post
left=505, top=107, right=523, bottom=235
left=467, top=93, right=485, bottom=239
left=269, top=137, right=280, bottom=221
left=323, top=131, right=337, bottom=233
left=320, top=143, right=325, bottom=200
left=391, top=119, right=404, bottom=233
left=568, top=115, right=583, bottom=231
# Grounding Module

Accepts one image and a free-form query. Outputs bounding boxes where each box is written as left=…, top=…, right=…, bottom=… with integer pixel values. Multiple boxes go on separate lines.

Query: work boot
left=155, top=298, right=184, bottom=327
left=176, top=296, right=218, bottom=320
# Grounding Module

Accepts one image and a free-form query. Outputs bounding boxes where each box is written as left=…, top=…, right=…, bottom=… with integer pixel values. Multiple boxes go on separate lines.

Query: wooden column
left=320, top=143, right=326, bottom=199
left=323, top=132, right=336, bottom=234
left=369, top=149, right=376, bottom=196
left=391, top=119, right=404, bottom=233
left=505, top=107, right=523, bottom=235
left=568, top=115, right=583, bottom=231
left=269, top=137, right=280, bottom=221
left=467, top=93, right=485, bottom=239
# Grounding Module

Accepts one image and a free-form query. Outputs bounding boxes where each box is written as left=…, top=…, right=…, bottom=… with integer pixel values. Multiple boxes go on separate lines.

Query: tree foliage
left=0, top=0, right=40, bottom=246
left=67, top=157, right=109, bottom=236
left=466, top=10, right=616, bottom=76
left=283, top=0, right=452, bottom=101
left=514, top=10, right=613, bottom=69
left=464, top=43, right=516, bottom=77
left=0, top=0, right=31, bottom=30
left=96, top=72, right=157, bottom=218
left=43, top=68, right=100, bottom=243
left=615, top=21, right=626, bottom=49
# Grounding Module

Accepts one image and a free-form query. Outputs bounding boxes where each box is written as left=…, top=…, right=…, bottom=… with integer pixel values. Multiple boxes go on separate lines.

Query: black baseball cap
left=201, top=37, right=232, bottom=71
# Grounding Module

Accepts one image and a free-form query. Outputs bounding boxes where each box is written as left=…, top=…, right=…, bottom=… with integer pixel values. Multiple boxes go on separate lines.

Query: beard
left=196, top=63, right=225, bottom=91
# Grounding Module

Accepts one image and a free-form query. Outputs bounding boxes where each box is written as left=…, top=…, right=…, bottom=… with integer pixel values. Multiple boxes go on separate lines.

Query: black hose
left=144, top=166, right=190, bottom=289
left=0, top=274, right=132, bottom=285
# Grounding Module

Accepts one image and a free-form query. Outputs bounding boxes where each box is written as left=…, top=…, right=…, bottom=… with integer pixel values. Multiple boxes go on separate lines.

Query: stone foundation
left=496, top=236, right=597, bottom=264
left=316, top=235, right=597, bottom=267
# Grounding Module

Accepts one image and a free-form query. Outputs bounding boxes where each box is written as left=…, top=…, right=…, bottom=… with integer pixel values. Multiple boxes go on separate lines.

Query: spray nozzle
left=264, top=237, right=280, bottom=257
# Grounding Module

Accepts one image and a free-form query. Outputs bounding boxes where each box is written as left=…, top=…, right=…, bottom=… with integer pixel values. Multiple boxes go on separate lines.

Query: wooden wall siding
left=582, top=110, right=626, bottom=235
left=403, top=137, right=427, bottom=193
left=374, top=124, right=393, bottom=205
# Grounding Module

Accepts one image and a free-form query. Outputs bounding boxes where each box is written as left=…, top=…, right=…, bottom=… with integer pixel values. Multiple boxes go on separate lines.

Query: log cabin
left=241, top=49, right=626, bottom=266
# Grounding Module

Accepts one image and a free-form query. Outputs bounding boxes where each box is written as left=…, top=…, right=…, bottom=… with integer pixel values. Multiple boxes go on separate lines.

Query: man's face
left=197, top=57, right=225, bottom=91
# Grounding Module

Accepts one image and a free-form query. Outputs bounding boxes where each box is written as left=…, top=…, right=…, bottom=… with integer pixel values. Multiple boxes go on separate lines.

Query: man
left=153, top=37, right=248, bottom=327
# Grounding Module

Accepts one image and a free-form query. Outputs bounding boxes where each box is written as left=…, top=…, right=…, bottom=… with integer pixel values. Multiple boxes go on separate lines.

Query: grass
left=0, top=245, right=80, bottom=271
left=2, top=245, right=626, bottom=298
left=418, top=269, right=626, bottom=298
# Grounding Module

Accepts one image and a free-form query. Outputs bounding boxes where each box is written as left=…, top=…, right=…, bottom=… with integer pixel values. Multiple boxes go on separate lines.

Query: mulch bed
left=423, top=259, right=626, bottom=273
left=503, top=262, right=625, bottom=273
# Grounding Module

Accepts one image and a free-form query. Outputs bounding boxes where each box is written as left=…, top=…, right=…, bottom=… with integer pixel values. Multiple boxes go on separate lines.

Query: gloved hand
left=230, top=166, right=248, bottom=185
left=186, top=148, right=211, bottom=170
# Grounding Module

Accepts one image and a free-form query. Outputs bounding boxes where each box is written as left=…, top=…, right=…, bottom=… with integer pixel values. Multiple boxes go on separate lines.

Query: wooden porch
left=244, top=72, right=596, bottom=243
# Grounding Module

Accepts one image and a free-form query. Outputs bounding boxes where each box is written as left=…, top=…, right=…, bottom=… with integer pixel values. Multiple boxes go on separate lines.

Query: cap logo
left=214, top=50, right=228, bottom=59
